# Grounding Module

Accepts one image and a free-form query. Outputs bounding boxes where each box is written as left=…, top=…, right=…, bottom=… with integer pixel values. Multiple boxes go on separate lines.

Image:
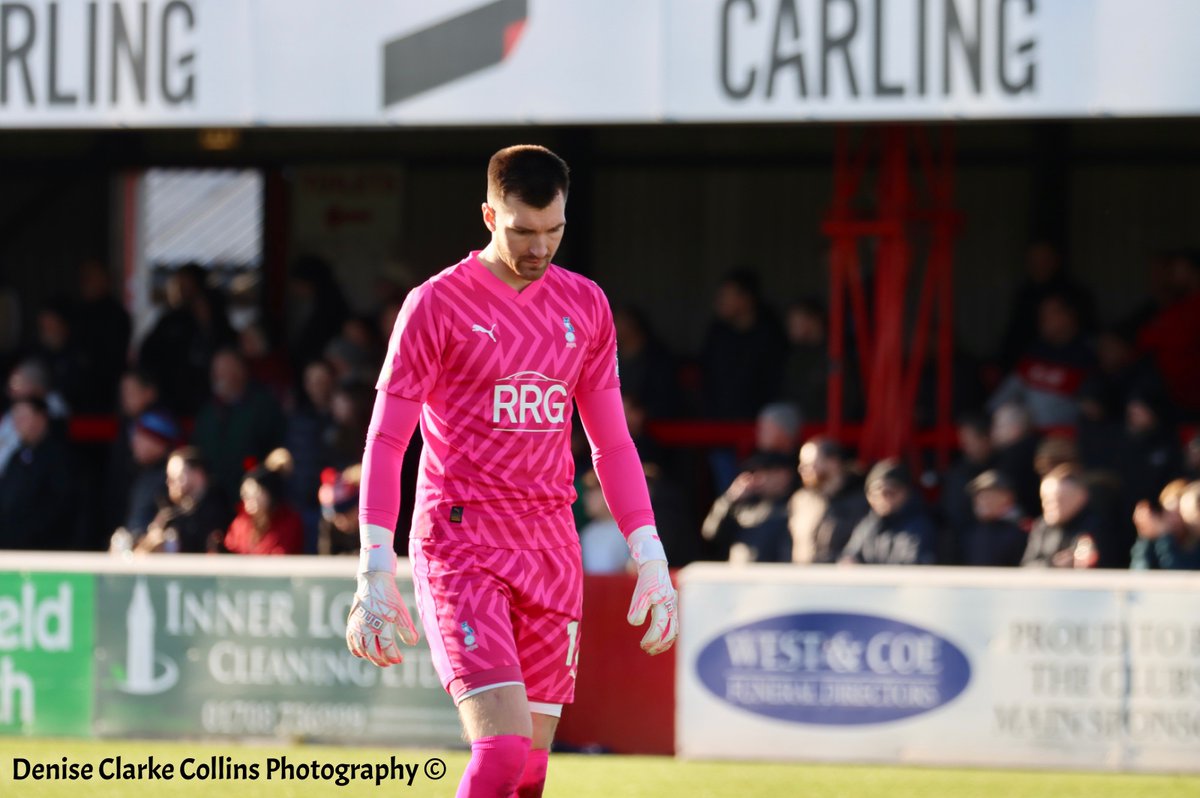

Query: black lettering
left=998, top=0, right=1035, bottom=94
left=917, top=0, right=927, bottom=95
left=111, top=0, right=148, bottom=104
left=943, top=0, right=982, bottom=96
left=872, top=0, right=901, bottom=96
left=1, top=3, right=36, bottom=105
left=87, top=1, right=98, bottom=104
left=160, top=0, right=195, bottom=104
left=720, top=0, right=756, bottom=99
left=821, top=0, right=859, bottom=97
left=767, top=0, right=806, bottom=98
left=13, top=757, right=30, bottom=779
left=47, top=2, right=76, bottom=105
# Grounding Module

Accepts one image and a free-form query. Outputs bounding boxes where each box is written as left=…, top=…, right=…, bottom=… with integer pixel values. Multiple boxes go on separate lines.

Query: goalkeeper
left=346, top=145, right=678, bottom=798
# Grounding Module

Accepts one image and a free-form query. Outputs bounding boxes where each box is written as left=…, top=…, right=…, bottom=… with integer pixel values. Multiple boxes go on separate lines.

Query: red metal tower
left=823, top=125, right=961, bottom=468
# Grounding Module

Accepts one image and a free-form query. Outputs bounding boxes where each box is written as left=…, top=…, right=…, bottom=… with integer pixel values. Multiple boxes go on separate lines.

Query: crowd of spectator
left=0, top=255, right=414, bottom=558
left=1, top=243, right=1199, bottom=573
left=658, top=244, right=1200, bottom=573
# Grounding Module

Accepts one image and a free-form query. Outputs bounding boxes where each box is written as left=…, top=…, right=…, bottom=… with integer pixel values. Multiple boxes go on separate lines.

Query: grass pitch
left=0, top=738, right=1197, bottom=798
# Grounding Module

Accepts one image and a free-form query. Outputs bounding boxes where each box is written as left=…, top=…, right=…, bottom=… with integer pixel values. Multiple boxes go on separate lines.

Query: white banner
left=677, top=564, right=1200, bottom=772
left=1, top=0, right=1199, bottom=127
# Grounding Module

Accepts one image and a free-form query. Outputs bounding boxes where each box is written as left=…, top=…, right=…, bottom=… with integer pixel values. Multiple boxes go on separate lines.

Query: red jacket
left=224, top=505, right=304, bottom=555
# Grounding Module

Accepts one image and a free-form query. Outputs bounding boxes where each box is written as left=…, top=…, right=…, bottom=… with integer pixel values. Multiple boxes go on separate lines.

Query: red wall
left=554, top=573, right=676, bottom=755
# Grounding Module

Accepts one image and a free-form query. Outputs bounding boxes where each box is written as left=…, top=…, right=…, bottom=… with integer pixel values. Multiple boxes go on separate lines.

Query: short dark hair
left=487, top=145, right=569, bottom=208
left=1044, top=463, right=1087, bottom=492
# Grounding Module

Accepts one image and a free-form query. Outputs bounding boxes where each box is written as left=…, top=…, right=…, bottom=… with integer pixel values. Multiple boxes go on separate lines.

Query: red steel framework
left=824, top=125, right=962, bottom=469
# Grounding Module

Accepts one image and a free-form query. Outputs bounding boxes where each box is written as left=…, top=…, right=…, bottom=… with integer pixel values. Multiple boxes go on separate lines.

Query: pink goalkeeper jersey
left=377, top=251, right=620, bottom=550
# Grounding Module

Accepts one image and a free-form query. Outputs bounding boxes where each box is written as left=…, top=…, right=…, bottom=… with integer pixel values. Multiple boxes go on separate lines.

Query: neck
left=477, top=245, right=534, bottom=292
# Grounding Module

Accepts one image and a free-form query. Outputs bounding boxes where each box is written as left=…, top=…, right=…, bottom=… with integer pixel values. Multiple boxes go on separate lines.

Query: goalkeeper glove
left=345, top=524, right=419, bottom=667
left=626, top=526, right=678, bottom=656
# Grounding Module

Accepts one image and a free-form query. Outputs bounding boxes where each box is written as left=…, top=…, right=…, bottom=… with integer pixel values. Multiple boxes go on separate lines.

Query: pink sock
left=516, top=747, right=549, bottom=798
left=456, top=735, right=531, bottom=798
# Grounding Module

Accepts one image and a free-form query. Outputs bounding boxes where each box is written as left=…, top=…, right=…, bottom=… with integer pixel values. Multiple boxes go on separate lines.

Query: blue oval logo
left=696, top=612, right=971, bottom=725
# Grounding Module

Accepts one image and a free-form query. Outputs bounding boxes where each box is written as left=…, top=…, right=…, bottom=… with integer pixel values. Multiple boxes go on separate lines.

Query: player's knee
left=466, top=734, right=530, bottom=796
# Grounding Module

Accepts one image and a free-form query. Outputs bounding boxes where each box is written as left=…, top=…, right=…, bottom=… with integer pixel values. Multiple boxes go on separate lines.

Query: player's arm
left=347, top=282, right=442, bottom=668
left=575, top=386, right=678, bottom=656
left=346, top=390, right=422, bottom=668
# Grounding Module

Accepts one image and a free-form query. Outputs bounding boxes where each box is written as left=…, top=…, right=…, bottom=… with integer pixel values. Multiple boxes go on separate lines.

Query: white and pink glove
left=626, top=526, right=678, bottom=656
left=345, top=524, right=419, bottom=668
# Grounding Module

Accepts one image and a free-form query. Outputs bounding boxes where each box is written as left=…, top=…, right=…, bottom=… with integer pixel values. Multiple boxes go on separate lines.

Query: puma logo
left=472, top=323, right=498, bottom=343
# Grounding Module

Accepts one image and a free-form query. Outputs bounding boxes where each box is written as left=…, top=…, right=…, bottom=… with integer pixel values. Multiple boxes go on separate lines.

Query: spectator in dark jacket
left=781, top=298, right=837, bottom=422
left=991, top=401, right=1042, bottom=518
left=939, top=413, right=996, bottom=564
left=0, top=358, right=69, bottom=478
left=702, top=450, right=796, bottom=563
left=73, top=259, right=132, bottom=413
left=122, top=409, right=179, bottom=540
left=1129, top=479, right=1200, bottom=571
left=841, top=460, right=936, bottom=565
left=192, top=348, right=286, bottom=501
left=138, top=264, right=235, bottom=415
left=103, top=369, right=161, bottom=532
left=963, top=470, right=1028, bottom=567
left=614, top=306, right=681, bottom=420
left=287, top=255, right=349, bottom=373
left=29, top=297, right=88, bottom=413
left=700, top=270, right=787, bottom=420
left=0, top=398, right=73, bottom=550
left=1022, top=464, right=1100, bottom=568
left=789, top=437, right=869, bottom=563
left=135, top=447, right=232, bottom=554
left=1000, top=241, right=1096, bottom=369
left=285, top=359, right=338, bottom=551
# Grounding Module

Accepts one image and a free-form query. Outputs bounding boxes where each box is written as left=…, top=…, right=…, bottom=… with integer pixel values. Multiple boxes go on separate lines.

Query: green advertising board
left=93, top=573, right=461, bottom=745
left=0, top=572, right=93, bottom=737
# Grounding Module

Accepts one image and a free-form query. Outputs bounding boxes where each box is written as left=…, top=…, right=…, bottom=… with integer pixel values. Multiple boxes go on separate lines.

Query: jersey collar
left=466, top=250, right=552, bottom=303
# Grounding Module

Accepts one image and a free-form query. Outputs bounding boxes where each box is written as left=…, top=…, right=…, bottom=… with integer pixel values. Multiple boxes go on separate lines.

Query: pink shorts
left=409, top=537, right=584, bottom=706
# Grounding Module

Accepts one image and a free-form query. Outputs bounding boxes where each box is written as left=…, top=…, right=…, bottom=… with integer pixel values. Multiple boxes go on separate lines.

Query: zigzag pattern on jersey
left=414, top=541, right=522, bottom=684
left=414, top=540, right=584, bottom=705
left=390, top=255, right=619, bottom=551
left=511, top=545, right=584, bottom=704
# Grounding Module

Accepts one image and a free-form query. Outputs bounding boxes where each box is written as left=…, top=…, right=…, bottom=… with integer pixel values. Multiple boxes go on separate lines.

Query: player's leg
left=409, top=539, right=531, bottom=797
left=510, top=543, right=585, bottom=798
left=514, top=712, right=558, bottom=798
left=455, top=685, right=532, bottom=798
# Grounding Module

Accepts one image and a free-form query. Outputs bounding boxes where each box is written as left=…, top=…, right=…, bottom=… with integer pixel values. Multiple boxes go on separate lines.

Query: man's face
left=11, top=403, right=46, bottom=445
left=1038, top=297, right=1078, bottom=346
left=483, top=192, right=566, bottom=285
left=119, top=375, right=155, bottom=418
left=867, top=480, right=907, bottom=517
left=211, top=353, right=247, bottom=403
left=131, top=428, right=168, bottom=466
left=166, top=457, right=202, bottom=504
left=303, top=362, right=334, bottom=410
left=1041, top=476, right=1086, bottom=526
left=8, top=368, right=39, bottom=401
left=972, top=488, right=1014, bottom=522
left=798, top=443, right=834, bottom=490
left=958, top=425, right=991, bottom=464
left=37, top=311, right=69, bottom=351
